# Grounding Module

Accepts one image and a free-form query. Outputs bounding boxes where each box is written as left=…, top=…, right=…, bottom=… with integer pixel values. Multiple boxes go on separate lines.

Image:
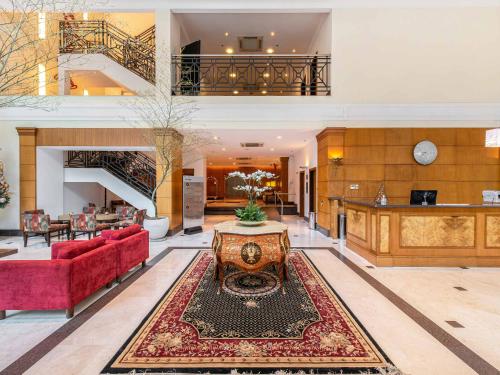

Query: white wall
left=307, top=12, right=332, bottom=55
left=288, top=139, right=317, bottom=218
left=63, top=182, right=106, bottom=213
left=37, top=149, right=64, bottom=218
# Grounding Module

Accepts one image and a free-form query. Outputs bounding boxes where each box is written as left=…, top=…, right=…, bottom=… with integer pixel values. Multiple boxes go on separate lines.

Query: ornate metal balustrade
left=66, top=151, right=156, bottom=198
left=171, top=54, right=330, bottom=96
left=59, top=21, right=156, bottom=84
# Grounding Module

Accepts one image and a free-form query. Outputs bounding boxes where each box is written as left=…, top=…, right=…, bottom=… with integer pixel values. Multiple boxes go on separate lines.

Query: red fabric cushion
left=101, top=225, right=141, bottom=241
left=56, top=237, right=106, bottom=260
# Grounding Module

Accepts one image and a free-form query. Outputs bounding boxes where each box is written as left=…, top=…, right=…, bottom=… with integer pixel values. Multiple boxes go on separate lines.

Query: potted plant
left=227, top=170, right=276, bottom=226
left=127, top=73, right=204, bottom=239
left=0, top=161, right=10, bottom=209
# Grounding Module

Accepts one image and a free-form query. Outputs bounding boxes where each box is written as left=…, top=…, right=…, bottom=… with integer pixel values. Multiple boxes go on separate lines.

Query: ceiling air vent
left=236, top=157, right=252, bottom=161
left=240, top=142, right=264, bottom=148
left=237, top=162, right=252, bottom=165
left=239, top=36, right=263, bottom=52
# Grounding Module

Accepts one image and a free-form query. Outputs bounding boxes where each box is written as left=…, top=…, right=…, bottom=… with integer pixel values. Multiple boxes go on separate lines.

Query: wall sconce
left=329, top=157, right=343, bottom=167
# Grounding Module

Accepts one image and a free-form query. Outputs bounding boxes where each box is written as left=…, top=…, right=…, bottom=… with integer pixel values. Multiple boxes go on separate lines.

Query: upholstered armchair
left=83, top=206, right=106, bottom=214
left=22, top=213, right=70, bottom=247
left=115, top=206, right=136, bottom=221
left=118, top=209, right=147, bottom=228
left=69, top=214, right=111, bottom=240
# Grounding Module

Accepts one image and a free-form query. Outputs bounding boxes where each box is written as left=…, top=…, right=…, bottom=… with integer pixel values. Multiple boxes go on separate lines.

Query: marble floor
left=0, top=215, right=499, bottom=375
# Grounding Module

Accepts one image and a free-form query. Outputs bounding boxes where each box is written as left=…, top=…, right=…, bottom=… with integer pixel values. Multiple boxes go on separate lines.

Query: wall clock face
left=413, top=140, right=438, bottom=165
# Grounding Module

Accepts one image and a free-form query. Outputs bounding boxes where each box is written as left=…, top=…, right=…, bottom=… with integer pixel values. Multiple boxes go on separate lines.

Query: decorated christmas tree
left=0, top=161, right=10, bottom=209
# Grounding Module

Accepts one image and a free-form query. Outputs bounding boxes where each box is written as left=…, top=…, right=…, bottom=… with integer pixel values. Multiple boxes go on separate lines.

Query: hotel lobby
left=1, top=1, right=500, bottom=374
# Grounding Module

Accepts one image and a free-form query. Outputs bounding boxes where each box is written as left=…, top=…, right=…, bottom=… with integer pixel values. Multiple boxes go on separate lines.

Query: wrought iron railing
left=171, top=54, right=330, bottom=96
left=59, top=20, right=156, bottom=84
left=65, top=151, right=156, bottom=198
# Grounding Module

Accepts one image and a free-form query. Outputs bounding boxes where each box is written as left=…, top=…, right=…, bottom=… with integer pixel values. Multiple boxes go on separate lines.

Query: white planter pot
left=144, top=217, right=170, bottom=240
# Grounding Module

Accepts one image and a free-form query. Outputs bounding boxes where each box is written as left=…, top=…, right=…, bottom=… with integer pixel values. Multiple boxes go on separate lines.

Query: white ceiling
left=176, top=12, right=328, bottom=54
left=203, top=128, right=317, bottom=166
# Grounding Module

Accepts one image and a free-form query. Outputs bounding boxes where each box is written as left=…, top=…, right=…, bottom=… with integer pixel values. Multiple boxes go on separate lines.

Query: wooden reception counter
left=344, top=200, right=500, bottom=267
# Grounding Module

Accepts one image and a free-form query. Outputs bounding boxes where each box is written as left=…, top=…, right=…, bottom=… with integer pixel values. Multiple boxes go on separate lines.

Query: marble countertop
left=214, top=220, right=288, bottom=234
left=342, top=200, right=500, bottom=209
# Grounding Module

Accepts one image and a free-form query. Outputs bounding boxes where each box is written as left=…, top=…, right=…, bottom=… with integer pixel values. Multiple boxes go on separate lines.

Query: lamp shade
left=485, top=128, right=500, bottom=147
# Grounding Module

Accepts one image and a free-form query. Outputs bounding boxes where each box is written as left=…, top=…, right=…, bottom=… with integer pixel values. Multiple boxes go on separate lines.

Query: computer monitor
left=410, top=190, right=437, bottom=205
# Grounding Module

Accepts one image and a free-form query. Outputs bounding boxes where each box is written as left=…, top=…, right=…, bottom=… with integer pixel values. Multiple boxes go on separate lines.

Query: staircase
left=59, top=20, right=156, bottom=84
left=65, top=151, right=156, bottom=198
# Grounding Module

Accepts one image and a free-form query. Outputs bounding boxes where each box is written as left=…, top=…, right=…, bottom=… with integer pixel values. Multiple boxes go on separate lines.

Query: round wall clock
left=413, top=140, right=438, bottom=165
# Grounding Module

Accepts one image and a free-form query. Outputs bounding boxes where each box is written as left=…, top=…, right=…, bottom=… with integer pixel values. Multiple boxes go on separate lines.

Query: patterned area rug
left=103, top=251, right=389, bottom=373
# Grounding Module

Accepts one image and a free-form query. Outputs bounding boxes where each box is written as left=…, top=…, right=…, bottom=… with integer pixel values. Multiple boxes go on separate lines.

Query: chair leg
left=23, top=233, right=28, bottom=247
left=46, top=233, right=51, bottom=247
left=0, top=310, right=6, bottom=320
left=88, top=232, right=91, bottom=240
left=66, top=229, right=70, bottom=240
left=106, top=281, right=113, bottom=289
left=117, top=276, right=122, bottom=284
left=66, top=307, right=74, bottom=319
left=142, top=260, right=146, bottom=268
left=71, top=232, right=75, bottom=240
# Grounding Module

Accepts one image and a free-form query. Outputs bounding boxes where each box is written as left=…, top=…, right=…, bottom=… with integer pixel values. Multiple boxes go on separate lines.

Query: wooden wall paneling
left=17, top=128, right=37, bottom=226
left=36, top=128, right=151, bottom=147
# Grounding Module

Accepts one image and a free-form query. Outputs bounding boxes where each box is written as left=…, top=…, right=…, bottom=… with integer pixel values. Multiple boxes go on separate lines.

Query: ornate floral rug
left=103, top=251, right=389, bottom=374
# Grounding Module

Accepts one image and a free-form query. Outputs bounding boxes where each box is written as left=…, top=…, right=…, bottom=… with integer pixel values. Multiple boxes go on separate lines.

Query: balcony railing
left=171, top=54, right=330, bottom=96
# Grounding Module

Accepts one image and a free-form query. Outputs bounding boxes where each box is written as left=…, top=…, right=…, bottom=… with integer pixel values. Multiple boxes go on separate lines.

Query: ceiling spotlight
left=222, top=147, right=226, bottom=151
left=233, top=90, right=239, bottom=95
left=229, top=72, right=236, bottom=78
left=228, top=157, right=233, bottom=160
left=276, top=135, right=282, bottom=140
left=261, top=90, right=267, bottom=95
left=263, top=72, right=270, bottom=78
left=266, top=48, right=274, bottom=54
left=292, top=48, right=296, bottom=53
left=225, top=47, right=234, bottom=54
left=270, top=31, right=275, bottom=36
left=224, top=32, right=229, bottom=37
left=270, top=148, right=275, bottom=151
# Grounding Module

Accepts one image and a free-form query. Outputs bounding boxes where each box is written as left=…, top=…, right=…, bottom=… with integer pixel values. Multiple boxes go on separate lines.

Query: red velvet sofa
left=0, top=237, right=117, bottom=319
left=100, top=224, right=149, bottom=282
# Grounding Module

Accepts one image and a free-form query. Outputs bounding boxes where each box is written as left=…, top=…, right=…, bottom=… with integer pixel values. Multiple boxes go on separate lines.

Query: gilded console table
left=212, top=221, right=290, bottom=290
left=344, top=200, right=500, bottom=267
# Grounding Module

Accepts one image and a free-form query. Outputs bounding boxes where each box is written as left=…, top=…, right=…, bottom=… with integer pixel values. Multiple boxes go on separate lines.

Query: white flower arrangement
left=227, top=170, right=277, bottom=203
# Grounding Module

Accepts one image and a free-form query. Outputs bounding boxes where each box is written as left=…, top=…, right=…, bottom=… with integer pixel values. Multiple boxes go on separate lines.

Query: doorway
left=299, top=171, right=305, bottom=217
left=309, top=168, right=316, bottom=213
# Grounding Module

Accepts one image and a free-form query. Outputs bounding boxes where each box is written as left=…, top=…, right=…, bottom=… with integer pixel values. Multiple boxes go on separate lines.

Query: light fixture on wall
left=485, top=128, right=500, bottom=147
left=329, top=156, right=343, bottom=167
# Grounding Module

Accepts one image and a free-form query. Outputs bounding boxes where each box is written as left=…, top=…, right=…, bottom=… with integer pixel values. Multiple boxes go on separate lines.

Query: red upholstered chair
left=22, top=213, right=70, bottom=247
left=69, top=214, right=110, bottom=240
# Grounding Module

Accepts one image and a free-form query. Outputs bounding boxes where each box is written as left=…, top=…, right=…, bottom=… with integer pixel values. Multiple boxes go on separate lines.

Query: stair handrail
left=59, top=20, right=156, bottom=84
left=65, top=150, right=156, bottom=198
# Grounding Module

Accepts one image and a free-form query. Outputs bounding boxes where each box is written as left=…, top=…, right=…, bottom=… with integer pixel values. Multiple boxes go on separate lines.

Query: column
left=155, top=129, right=183, bottom=235
left=280, top=156, right=289, bottom=202
left=16, top=127, right=37, bottom=226
left=316, top=128, right=345, bottom=237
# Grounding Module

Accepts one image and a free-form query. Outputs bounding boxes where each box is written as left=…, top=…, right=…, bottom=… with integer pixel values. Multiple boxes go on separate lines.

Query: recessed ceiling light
left=232, top=162, right=236, bottom=165
left=276, top=135, right=282, bottom=140
left=229, top=72, right=236, bottom=78
left=292, top=49, right=296, bottom=53
left=225, top=47, right=234, bottom=54
left=209, top=162, right=213, bottom=165
left=213, top=136, right=219, bottom=140
left=266, top=48, right=274, bottom=54
left=270, top=148, right=275, bottom=151
left=261, top=90, right=267, bottom=95
left=233, top=90, right=239, bottom=95
left=222, top=147, right=226, bottom=151
left=270, top=31, right=275, bottom=36
left=224, top=32, right=229, bottom=37
left=263, top=72, right=270, bottom=78
left=228, top=157, right=233, bottom=160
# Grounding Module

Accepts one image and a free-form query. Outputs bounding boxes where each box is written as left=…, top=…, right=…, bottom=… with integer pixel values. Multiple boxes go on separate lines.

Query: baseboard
left=0, top=230, right=22, bottom=236
left=316, top=224, right=330, bottom=237
left=167, top=224, right=183, bottom=236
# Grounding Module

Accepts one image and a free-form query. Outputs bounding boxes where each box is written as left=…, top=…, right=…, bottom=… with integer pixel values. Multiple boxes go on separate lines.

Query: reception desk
left=344, top=200, right=500, bottom=267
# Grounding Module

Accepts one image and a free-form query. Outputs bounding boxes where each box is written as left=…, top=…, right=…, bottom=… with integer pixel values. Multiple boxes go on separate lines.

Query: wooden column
left=316, top=127, right=346, bottom=237
left=16, top=128, right=37, bottom=226
left=155, top=129, right=183, bottom=235
left=279, top=157, right=289, bottom=202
